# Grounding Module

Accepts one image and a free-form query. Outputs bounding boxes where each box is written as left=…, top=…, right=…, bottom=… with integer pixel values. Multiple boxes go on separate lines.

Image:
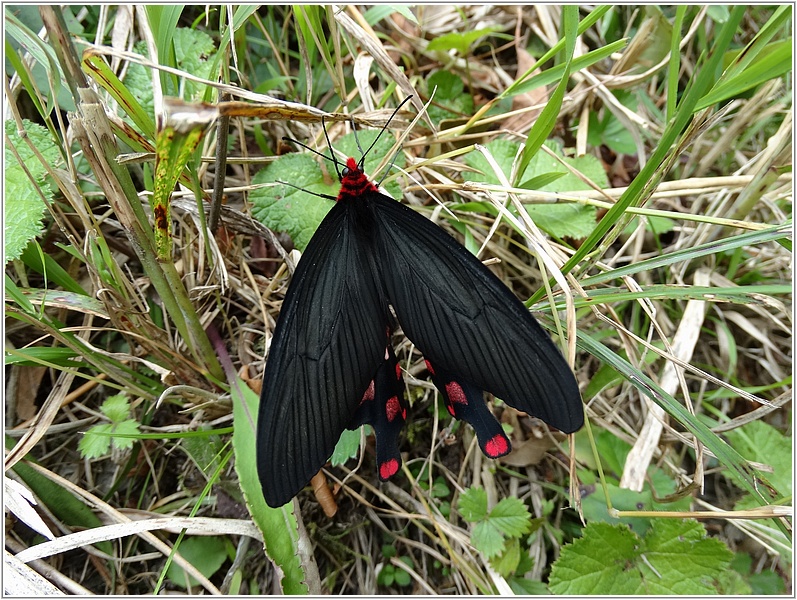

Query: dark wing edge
left=371, top=194, right=583, bottom=434
left=257, top=203, right=388, bottom=507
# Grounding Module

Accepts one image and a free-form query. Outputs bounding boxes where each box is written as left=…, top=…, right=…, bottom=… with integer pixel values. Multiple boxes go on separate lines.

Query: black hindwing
left=369, top=192, right=583, bottom=434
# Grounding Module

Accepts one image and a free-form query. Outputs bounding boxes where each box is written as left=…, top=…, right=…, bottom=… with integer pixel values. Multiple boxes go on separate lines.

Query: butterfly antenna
left=321, top=115, right=343, bottom=180
left=358, top=95, right=413, bottom=169
left=282, top=136, right=336, bottom=164
left=274, top=179, right=337, bottom=201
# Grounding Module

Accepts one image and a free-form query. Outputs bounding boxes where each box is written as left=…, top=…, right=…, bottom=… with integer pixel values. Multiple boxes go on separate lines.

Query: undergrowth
left=4, top=5, right=792, bottom=595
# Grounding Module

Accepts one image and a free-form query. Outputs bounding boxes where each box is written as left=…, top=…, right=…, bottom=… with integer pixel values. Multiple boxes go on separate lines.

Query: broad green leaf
left=463, top=139, right=601, bottom=238
left=724, top=420, right=791, bottom=498
left=457, top=486, right=488, bottom=521
left=250, top=153, right=337, bottom=251
left=4, top=120, right=62, bottom=263
left=232, top=377, right=309, bottom=594
left=549, top=520, right=732, bottom=594
left=166, top=535, right=229, bottom=588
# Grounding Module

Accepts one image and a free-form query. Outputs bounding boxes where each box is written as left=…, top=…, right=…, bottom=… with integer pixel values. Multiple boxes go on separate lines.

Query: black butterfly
left=257, top=98, right=582, bottom=507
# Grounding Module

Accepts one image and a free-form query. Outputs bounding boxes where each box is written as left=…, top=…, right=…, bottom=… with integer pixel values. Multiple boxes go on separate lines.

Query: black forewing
left=370, top=193, right=583, bottom=434
left=257, top=201, right=388, bottom=507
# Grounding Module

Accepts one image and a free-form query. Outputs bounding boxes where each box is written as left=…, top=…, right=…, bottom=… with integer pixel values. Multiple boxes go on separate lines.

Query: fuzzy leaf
left=4, top=120, right=62, bottom=263
left=549, top=520, right=733, bottom=595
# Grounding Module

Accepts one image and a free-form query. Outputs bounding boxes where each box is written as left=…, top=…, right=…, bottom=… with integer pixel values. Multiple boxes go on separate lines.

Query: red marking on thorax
left=337, top=157, right=378, bottom=202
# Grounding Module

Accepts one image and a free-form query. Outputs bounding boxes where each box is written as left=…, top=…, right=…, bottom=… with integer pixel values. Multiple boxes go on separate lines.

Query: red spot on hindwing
left=445, top=381, right=467, bottom=405
left=484, top=434, right=510, bottom=458
left=385, top=396, right=401, bottom=422
left=425, top=360, right=435, bottom=375
left=394, top=361, right=402, bottom=380
left=361, top=380, right=375, bottom=404
left=379, top=458, right=400, bottom=480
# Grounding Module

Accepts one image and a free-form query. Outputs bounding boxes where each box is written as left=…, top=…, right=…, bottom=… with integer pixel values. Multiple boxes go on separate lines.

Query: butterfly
left=257, top=97, right=582, bottom=507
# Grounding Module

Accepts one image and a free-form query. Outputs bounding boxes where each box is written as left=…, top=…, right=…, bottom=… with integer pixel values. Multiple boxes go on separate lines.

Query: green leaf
left=724, top=420, right=791, bottom=497
left=549, top=520, right=733, bottom=595
left=462, top=139, right=601, bottom=238
left=330, top=428, right=361, bottom=466
left=427, top=71, right=474, bottom=123
left=250, top=153, right=336, bottom=251
left=78, top=424, right=113, bottom=459
left=110, top=421, right=140, bottom=450
left=507, top=576, right=549, bottom=595
left=363, top=5, right=418, bottom=26
left=166, top=535, right=228, bottom=588
left=460, top=491, right=532, bottom=559
left=426, top=27, right=501, bottom=56
left=122, top=27, right=217, bottom=125
left=231, top=377, right=309, bottom=593
left=4, top=119, right=62, bottom=263
left=457, top=486, right=488, bottom=521
left=490, top=537, right=521, bottom=577
left=100, top=393, right=131, bottom=423
left=472, top=520, right=506, bottom=558
left=488, top=497, right=533, bottom=538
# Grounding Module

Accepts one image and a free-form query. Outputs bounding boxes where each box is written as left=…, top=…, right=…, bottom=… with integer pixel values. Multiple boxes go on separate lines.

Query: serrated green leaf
left=250, top=153, right=336, bottom=251
left=4, top=119, right=62, bottom=263
left=251, top=130, right=405, bottom=251
left=550, top=520, right=733, bottom=595
left=457, top=486, right=488, bottom=521
left=488, top=497, right=532, bottom=538
left=490, top=536, right=521, bottom=577
left=472, top=520, right=506, bottom=558
left=78, top=424, right=113, bottom=459
left=99, top=394, right=131, bottom=422
left=166, top=535, right=228, bottom=588
left=110, top=420, right=140, bottom=450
